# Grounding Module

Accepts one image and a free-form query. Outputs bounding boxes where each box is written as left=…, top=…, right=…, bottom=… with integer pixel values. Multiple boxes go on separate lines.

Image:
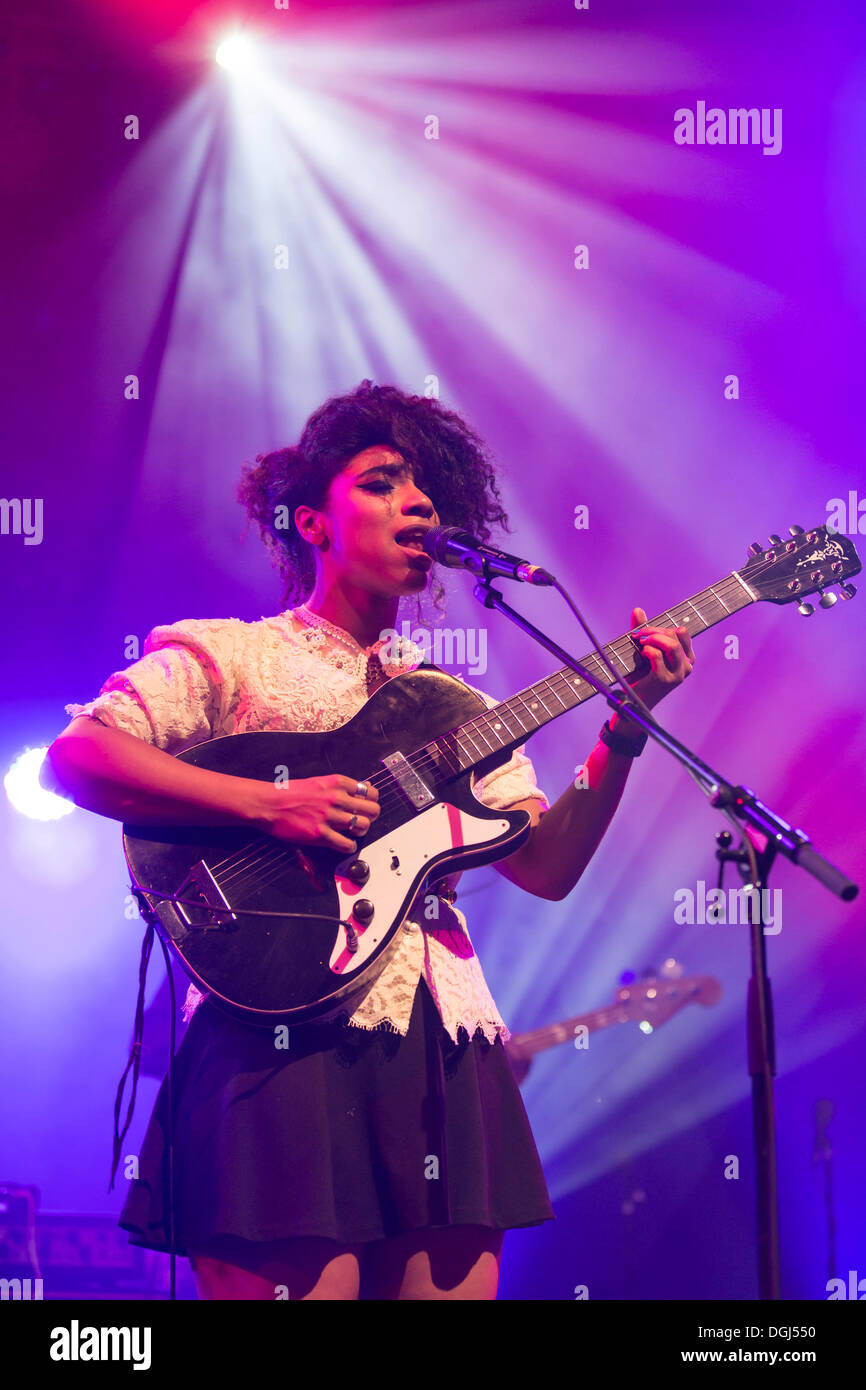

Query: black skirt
left=119, top=976, right=555, bottom=1254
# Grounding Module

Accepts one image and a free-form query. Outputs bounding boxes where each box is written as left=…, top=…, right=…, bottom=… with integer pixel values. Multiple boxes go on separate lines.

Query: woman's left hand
left=625, top=606, right=695, bottom=710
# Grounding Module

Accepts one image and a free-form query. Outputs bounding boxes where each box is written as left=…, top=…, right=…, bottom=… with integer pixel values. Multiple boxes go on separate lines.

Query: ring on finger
left=348, top=814, right=359, bottom=832
left=355, top=780, right=368, bottom=798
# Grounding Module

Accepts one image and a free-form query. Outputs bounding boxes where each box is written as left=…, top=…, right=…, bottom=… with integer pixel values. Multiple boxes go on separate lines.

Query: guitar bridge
left=174, top=861, right=237, bottom=930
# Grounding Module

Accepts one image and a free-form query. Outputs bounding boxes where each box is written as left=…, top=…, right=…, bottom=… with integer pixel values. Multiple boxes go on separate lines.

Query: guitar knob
left=788, top=524, right=804, bottom=535
left=797, top=602, right=814, bottom=616
left=345, top=858, right=370, bottom=886
left=819, top=590, right=838, bottom=608
left=748, top=541, right=764, bottom=556
left=769, top=534, right=782, bottom=545
left=352, top=899, right=375, bottom=925
left=840, top=583, right=857, bottom=600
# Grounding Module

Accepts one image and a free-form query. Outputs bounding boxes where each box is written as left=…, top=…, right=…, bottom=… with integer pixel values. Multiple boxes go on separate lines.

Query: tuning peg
left=748, top=541, right=764, bottom=556
left=798, top=602, right=814, bottom=616
left=819, top=590, right=838, bottom=608
left=839, top=583, right=857, bottom=600
left=788, top=525, right=804, bottom=536
left=769, top=534, right=782, bottom=545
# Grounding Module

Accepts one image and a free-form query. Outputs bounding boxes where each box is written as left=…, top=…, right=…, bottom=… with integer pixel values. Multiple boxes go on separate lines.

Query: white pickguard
left=328, top=799, right=511, bottom=974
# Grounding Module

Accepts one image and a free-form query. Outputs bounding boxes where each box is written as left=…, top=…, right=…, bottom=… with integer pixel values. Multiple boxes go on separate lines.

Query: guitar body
left=123, top=665, right=532, bottom=1026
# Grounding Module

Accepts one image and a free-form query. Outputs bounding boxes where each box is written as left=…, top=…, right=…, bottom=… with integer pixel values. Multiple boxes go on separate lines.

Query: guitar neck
left=511, top=1006, right=624, bottom=1057
left=423, top=569, right=757, bottom=777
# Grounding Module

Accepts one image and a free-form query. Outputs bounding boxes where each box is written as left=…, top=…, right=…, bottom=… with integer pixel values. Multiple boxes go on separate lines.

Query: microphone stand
left=468, top=574, right=858, bottom=1301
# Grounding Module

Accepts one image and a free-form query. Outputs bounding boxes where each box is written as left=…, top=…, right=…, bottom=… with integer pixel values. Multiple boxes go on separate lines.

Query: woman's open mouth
left=394, top=526, right=433, bottom=560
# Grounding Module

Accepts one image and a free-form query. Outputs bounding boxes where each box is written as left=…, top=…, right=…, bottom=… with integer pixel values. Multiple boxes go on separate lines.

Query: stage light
left=215, top=33, right=257, bottom=75
left=4, top=747, right=75, bottom=821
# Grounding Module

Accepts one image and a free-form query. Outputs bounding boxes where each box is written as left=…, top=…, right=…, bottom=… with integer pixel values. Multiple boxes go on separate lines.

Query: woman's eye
left=361, top=481, right=393, bottom=493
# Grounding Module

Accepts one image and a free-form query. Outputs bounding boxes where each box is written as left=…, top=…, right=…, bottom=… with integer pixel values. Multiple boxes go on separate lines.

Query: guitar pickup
left=381, top=750, right=435, bottom=808
left=174, top=860, right=237, bottom=930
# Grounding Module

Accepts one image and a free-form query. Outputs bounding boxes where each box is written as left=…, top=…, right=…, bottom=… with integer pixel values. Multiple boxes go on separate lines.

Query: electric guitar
left=504, top=971, right=723, bottom=1084
left=123, top=523, right=860, bottom=1026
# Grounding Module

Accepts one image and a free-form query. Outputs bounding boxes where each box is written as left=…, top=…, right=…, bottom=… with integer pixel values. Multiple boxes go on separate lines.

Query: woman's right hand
left=251, top=774, right=381, bottom=853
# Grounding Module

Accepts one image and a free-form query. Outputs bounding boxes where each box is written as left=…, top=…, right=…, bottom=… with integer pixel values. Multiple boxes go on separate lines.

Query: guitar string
left=136, top=884, right=356, bottom=927
left=220, top=541, right=831, bottom=863
left=202, top=572, right=754, bottom=891
left=198, top=571, right=758, bottom=894
left=204, top=642, right=622, bottom=892
left=196, top=554, right=817, bottom=895
left=379, top=558, right=803, bottom=791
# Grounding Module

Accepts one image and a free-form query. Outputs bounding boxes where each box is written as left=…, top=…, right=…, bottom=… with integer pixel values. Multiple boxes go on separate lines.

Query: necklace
left=293, top=603, right=367, bottom=653
left=292, top=602, right=426, bottom=676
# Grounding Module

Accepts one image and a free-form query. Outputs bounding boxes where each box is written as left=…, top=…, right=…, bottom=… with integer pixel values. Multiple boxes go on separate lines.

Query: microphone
left=420, top=525, right=554, bottom=587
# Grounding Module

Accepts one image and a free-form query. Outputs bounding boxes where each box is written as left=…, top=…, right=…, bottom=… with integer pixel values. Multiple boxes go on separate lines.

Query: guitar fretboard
left=516, top=1006, right=625, bottom=1054
left=421, top=569, right=756, bottom=778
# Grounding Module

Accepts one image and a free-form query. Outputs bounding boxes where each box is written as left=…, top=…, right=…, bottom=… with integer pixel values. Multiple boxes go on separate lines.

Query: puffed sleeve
left=64, top=618, right=240, bottom=755
left=462, top=683, right=551, bottom=813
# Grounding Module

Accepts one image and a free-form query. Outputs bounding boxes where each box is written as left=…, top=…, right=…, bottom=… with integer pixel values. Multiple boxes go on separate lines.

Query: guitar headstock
left=738, top=524, right=861, bottom=612
left=613, top=974, right=722, bottom=1028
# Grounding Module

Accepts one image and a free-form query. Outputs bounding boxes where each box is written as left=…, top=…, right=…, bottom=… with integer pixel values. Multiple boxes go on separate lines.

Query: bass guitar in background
left=504, top=968, right=722, bottom=1084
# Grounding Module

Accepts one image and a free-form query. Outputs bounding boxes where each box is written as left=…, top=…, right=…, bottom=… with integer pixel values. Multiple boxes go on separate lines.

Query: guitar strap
left=110, top=914, right=181, bottom=1294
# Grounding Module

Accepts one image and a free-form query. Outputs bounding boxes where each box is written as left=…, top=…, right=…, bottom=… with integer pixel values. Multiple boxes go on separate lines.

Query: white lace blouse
left=65, top=607, right=550, bottom=1044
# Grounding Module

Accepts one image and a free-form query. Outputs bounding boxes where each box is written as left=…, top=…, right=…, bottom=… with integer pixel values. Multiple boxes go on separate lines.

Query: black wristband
left=599, top=718, right=648, bottom=757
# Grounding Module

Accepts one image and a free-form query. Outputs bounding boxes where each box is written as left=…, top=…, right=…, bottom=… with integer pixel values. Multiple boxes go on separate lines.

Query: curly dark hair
left=238, top=380, right=511, bottom=618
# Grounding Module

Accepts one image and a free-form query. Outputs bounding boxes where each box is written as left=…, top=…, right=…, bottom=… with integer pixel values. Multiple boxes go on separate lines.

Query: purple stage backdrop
left=1, top=0, right=864, bottom=1302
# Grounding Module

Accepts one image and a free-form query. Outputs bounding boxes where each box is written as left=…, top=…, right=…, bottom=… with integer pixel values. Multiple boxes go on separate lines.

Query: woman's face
left=298, top=445, right=440, bottom=598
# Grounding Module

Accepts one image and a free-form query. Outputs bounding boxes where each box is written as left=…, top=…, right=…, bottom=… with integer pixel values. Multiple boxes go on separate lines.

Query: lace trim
left=289, top=606, right=426, bottom=677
